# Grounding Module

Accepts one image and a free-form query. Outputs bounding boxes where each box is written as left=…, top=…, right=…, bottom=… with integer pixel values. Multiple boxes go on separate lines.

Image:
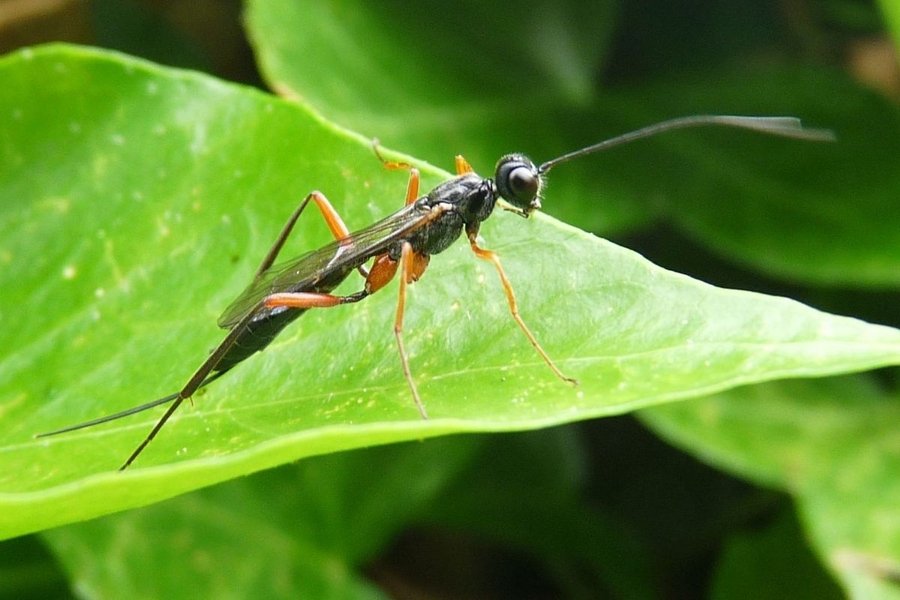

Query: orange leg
left=362, top=245, right=431, bottom=418
left=371, top=140, right=421, bottom=206
left=256, top=191, right=364, bottom=279
left=394, top=241, right=430, bottom=419
left=261, top=251, right=408, bottom=312
left=455, top=155, right=474, bottom=175
left=264, top=243, right=432, bottom=420
left=365, top=254, right=399, bottom=293
left=372, top=138, right=413, bottom=171
left=403, top=168, right=420, bottom=205
left=264, top=291, right=360, bottom=310
left=467, top=231, right=578, bottom=386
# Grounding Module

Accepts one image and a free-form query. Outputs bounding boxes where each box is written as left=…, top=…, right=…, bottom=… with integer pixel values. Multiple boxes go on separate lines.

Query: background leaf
left=708, top=506, right=844, bottom=600
left=641, top=376, right=900, bottom=596
left=246, top=0, right=900, bottom=287
left=42, top=438, right=482, bottom=599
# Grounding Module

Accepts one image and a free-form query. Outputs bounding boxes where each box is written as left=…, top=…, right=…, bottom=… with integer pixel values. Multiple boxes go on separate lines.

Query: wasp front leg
left=466, top=230, right=577, bottom=386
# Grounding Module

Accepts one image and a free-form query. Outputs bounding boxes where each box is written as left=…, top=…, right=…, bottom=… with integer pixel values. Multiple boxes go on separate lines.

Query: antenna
left=538, top=115, right=835, bottom=173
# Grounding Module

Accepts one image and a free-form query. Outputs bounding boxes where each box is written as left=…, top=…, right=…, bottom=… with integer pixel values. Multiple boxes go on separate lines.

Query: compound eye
left=508, top=166, right=538, bottom=201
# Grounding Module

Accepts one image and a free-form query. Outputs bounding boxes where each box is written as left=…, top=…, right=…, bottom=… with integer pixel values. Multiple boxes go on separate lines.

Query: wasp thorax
left=494, top=154, right=542, bottom=216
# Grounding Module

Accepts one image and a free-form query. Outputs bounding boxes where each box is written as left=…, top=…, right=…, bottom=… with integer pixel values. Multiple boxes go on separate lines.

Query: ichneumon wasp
left=37, top=115, right=834, bottom=470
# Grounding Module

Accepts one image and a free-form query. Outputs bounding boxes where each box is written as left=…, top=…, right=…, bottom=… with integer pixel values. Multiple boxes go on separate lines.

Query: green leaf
left=42, top=438, right=480, bottom=599
left=43, top=432, right=648, bottom=598
left=641, top=376, right=900, bottom=598
left=418, top=430, right=656, bottom=598
left=0, top=534, right=70, bottom=598
left=244, top=0, right=638, bottom=233
left=709, top=507, right=844, bottom=600
left=3, top=45, right=900, bottom=540
left=879, top=0, right=900, bottom=54
left=246, top=0, right=900, bottom=287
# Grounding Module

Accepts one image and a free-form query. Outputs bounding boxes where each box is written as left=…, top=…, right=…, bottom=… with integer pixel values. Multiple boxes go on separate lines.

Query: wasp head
left=494, top=154, right=542, bottom=217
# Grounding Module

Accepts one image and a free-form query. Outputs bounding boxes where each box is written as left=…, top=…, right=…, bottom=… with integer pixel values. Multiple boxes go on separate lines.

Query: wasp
left=37, top=115, right=834, bottom=469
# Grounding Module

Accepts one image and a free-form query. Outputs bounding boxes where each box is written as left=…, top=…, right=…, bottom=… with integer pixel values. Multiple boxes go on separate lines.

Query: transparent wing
left=217, top=202, right=430, bottom=328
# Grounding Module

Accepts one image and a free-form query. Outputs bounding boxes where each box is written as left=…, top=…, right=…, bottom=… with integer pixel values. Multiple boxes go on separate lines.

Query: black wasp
left=38, top=115, right=834, bottom=469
